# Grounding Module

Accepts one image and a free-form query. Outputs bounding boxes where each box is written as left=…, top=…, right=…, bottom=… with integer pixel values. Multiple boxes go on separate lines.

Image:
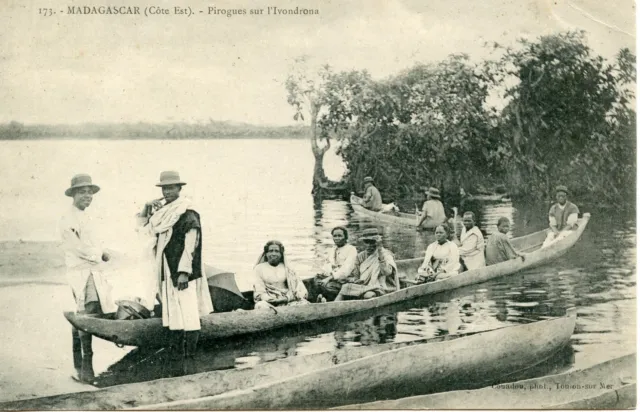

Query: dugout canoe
left=0, top=323, right=531, bottom=410
left=337, top=352, right=636, bottom=409
left=135, top=310, right=577, bottom=410
left=350, top=195, right=429, bottom=228
left=64, top=214, right=590, bottom=347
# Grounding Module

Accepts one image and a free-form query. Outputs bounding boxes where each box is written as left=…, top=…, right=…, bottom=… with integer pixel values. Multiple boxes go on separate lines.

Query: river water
left=0, top=139, right=635, bottom=402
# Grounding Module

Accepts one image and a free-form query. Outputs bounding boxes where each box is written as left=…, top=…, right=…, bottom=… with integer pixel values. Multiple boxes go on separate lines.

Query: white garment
left=138, top=198, right=214, bottom=331
left=542, top=230, right=572, bottom=248
left=420, top=241, right=461, bottom=279
left=459, top=226, right=486, bottom=270
left=322, top=244, right=358, bottom=280
left=59, top=205, right=116, bottom=313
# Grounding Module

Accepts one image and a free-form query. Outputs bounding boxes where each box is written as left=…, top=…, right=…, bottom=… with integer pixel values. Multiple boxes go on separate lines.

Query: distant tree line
left=286, top=31, right=636, bottom=205
left=0, top=120, right=309, bottom=140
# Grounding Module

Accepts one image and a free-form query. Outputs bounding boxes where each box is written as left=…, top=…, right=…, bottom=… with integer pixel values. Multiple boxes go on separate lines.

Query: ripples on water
left=95, top=200, right=636, bottom=391
left=0, top=141, right=634, bottom=395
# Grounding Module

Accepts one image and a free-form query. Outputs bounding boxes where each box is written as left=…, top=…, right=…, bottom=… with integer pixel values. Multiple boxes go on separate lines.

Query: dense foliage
left=304, top=32, right=635, bottom=205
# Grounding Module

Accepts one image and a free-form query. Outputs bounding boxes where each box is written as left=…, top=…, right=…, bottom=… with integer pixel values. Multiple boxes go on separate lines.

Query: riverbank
left=0, top=241, right=65, bottom=285
left=0, top=241, right=131, bottom=402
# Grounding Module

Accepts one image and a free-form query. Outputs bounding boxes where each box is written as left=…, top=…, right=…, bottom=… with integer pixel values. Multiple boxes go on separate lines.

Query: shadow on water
left=94, top=199, right=634, bottom=393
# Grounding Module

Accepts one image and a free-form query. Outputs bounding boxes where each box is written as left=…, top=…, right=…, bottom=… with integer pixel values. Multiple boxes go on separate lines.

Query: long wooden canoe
left=350, top=195, right=431, bottom=228
left=338, top=352, right=636, bottom=409
left=135, top=310, right=577, bottom=410
left=0, top=323, right=530, bottom=410
left=64, top=214, right=590, bottom=347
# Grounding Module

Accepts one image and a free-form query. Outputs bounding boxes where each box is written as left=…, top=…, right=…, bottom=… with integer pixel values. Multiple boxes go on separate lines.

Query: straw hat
left=156, top=171, right=186, bottom=187
left=64, top=174, right=100, bottom=197
left=426, top=187, right=441, bottom=200
left=360, top=227, right=381, bottom=241
left=115, top=300, right=151, bottom=320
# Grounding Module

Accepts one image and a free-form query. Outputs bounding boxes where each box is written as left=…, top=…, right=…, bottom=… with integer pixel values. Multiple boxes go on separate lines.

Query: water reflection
left=91, top=200, right=634, bottom=395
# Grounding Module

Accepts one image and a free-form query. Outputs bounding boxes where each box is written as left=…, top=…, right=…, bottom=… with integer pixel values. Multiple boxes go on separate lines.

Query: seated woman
left=417, top=224, right=461, bottom=283
left=335, top=228, right=398, bottom=301
left=253, top=240, right=309, bottom=310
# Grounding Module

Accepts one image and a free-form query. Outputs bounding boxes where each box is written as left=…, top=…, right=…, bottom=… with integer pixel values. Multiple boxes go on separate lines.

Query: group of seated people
left=252, top=185, right=580, bottom=308
left=417, top=184, right=580, bottom=282
left=252, top=227, right=399, bottom=309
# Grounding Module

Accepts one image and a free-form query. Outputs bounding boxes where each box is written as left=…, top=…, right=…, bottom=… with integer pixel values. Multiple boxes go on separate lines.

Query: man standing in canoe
left=59, top=174, right=114, bottom=384
left=416, top=187, right=446, bottom=231
left=335, top=228, right=398, bottom=300
left=361, top=176, right=383, bottom=211
left=456, top=211, right=486, bottom=270
left=542, top=185, right=580, bottom=247
left=138, top=171, right=213, bottom=358
left=313, top=226, right=358, bottom=301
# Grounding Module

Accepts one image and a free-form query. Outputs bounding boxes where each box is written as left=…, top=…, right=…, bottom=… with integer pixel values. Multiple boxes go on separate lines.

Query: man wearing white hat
left=59, top=174, right=113, bottom=383
left=138, top=171, right=213, bottom=358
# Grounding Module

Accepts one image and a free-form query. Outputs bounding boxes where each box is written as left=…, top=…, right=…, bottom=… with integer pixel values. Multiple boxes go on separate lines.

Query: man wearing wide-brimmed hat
left=417, top=187, right=446, bottom=230
left=361, top=176, right=383, bottom=212
left=334, top=228, right=398, bottom=301
left=138, top=171, right=213, bottom=358
left=542, top=185, right=580, bottom=247
left=59, top=173, right=113, bottom=383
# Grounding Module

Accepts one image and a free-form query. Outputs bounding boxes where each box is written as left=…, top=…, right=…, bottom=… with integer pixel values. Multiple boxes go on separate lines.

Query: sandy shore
left=0, top=241, right=132, bottom=402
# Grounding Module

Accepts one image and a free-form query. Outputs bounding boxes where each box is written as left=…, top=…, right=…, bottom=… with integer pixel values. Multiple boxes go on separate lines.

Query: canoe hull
left=350, top=195, right=428, bottom=227
left=339, top=352, right=636, bottom=410
left=143, top=311, right=577, bottom=410
left=64, top=214, right=590, bottom=347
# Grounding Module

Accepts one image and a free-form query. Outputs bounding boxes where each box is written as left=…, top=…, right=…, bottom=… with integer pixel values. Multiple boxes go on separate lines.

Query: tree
left=285, top=56, right=372, bottom=196
left=490, top=31, right=636, bottom=201
left=334, top=55, right=496, bottom=199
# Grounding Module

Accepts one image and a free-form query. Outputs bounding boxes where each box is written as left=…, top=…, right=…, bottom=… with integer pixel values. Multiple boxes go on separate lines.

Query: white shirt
left=59, top=205, right=103, bottom=270
left=326, top=244, right=358, bottom=280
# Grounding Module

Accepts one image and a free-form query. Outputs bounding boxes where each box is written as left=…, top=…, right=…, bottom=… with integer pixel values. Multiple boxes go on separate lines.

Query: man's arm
left=60, top=219, right=104, bottom=263
left=548, top=206, right=559, bottom=234
left=458, top=233, right=480, bottom=257
left=417, top=202, right=429, bottom=227
left=176, top=229, right=199, bottom=290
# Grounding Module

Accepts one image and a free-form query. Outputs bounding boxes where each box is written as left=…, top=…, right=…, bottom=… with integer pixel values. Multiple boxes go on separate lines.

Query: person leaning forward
left=59, top=174, right=113, bottom=384
left=137, top=171, right=213, bottom=358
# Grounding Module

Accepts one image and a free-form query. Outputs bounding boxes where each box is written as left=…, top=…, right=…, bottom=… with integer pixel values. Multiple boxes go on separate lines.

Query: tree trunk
left=309, top=103, right=330, bottom=196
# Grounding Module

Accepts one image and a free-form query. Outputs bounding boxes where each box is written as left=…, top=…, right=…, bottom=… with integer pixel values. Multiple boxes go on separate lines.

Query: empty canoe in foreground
left=135, top=310, right=576, bottom=410
left=63, top=214, right=590, bottom=347
left=0, top=324, right=525, bottom=410
left=338, top=352, right=636, bottom=410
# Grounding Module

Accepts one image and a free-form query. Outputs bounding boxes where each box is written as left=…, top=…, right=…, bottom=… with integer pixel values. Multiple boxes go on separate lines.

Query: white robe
left=138, top=198, right=213, bottom=331
left=59, top=205, right=116, bottom=313
left=459, top=226, right=486, bottom=270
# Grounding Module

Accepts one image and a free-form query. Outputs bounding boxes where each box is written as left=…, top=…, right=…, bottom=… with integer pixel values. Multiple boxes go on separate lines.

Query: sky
left=0, top=0, right=635, bottom=125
